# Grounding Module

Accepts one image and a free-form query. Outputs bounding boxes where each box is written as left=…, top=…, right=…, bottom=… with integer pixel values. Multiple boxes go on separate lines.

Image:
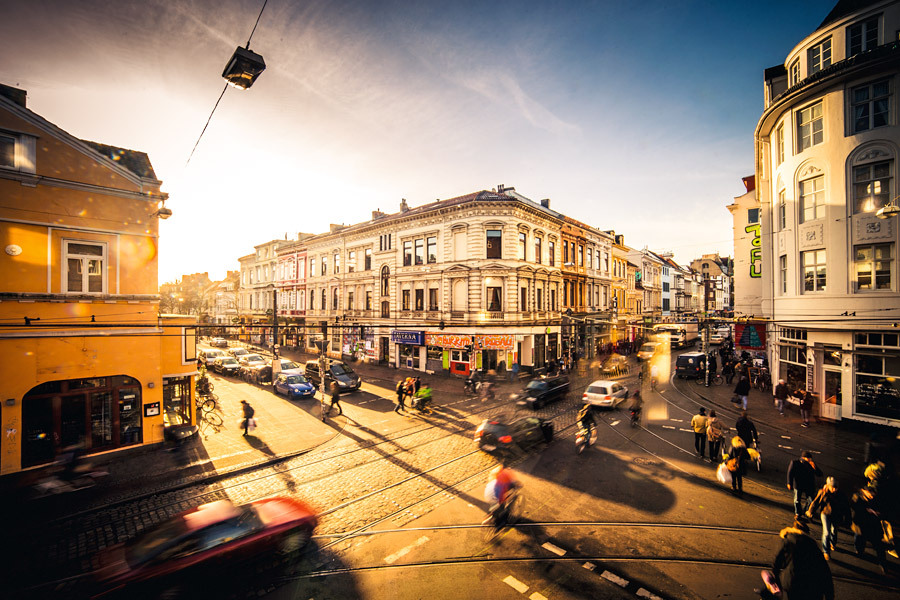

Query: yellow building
left=0, top=84, right=196, bottom=475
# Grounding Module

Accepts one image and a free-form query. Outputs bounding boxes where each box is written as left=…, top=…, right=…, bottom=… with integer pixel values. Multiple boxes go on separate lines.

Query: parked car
left=198, top=349, right=226, bottom=368
left=600, top=354, right=629, bottom=376
left=228, top=347, right=250, bottom=359
left=93, top=498, right=316, bottom=597
left=272, top=359, right=303, bottom=375
left=675, top=352, right=706, bottom=379
left=238, top=354, right=267, bottom=368
left=212, top=356, right=241, bottom=376
left=240, top=364, right=271, bottom=385
left=304, top=360, right=361, bottom=391
left=474, top=414, right=553, bottom=456
left=582, top=379, right=629, bottom=409
left=709, top=332, right=724, bottom=345
left=209, top=337, right=229, bottom=348
left=514, top=374, right=570, bottom=409
left=273, top=373, right=316, bottom=399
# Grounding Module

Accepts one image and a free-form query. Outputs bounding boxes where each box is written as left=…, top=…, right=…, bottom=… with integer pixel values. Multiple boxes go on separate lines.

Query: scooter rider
left=629, top=390, right=643, bottom=423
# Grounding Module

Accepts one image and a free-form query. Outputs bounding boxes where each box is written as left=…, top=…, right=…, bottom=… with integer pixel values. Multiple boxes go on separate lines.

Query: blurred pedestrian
left=723, top=436, right=750, bottom=495
left=691, top=407, right=708, bottom=459
left=734, top=375, right=751, bottom=410
left=788, top=450, right=823, bottom=520
left=706, top=410, right=725, bottom=463
left=735, top=411, right=759, bottom=449
left=240, top=400, right=255, bottom=436
left=807, top=477, right=850, bottom=560
left=850, top=486, right=888, bottom=573
left=722, top=359, right=735, bottom=385
left=799, top=389, right=814, bottom=427
left=414, top=376, right=421, bottom=395
left=772, top=519, right=834, bottom=600
left=395, top=379, right=406, bottom=413
left=774, top=379, right=789, bottom=416
left=708, top=353, right=718, bottom=376
left=329, top=380, right=343, bottom=416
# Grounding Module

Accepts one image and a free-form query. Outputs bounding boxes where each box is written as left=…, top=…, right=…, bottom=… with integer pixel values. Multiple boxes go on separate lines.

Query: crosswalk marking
left=541, top=542, right=566, bottom=556
left=503, top=575, right=529, bottom=593
left=601, top=571, right=629, bottom=587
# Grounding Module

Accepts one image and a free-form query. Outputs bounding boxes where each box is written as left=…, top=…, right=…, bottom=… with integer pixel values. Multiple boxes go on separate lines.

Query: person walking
left=799, top=389, right=814, bottom=427
left=329, top=380, right=343, bottom=416
left=240, top=400, right=255, bottom=436
left=708, top=353, right=718, bottom=377
left=807, top=477, right=850, bottom=560
left=691, top=407, right=708, bottom=459
left=722, top=359, right=735, bottom=385
left=734, top=375, right=751, bottom=410
left=788, top=450, right=824, bottom=520
left=723, top=436, right=750, bottom=495
left=414, top=376, right=421, bottom=395
left=774, top=378, right=789, bottom=416
left=850, top=486, right=888, bottom=573
left=735, top=411, right=759, bottom=449
left=706, top=410, right=725, bottom=463
left=772, top=520, right=834, bottom=600
left=395, top=379, right=406, bottom=413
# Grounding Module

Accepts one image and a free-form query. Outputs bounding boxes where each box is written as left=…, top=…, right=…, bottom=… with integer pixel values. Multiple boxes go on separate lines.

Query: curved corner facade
left=754, top=0, right=900, bottom=426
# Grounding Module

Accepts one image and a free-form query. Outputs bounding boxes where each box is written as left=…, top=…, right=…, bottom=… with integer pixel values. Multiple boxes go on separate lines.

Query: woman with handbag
left=241, top=400, right=255, bottom=436
left=706, top=410, right=725, bottom=464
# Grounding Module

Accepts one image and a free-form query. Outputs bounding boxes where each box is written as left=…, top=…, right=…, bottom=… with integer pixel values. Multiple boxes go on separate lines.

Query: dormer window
left=0, top=133, right=14, bottom=168
left=807, top=38, right=831, bottom=75
left=848, top=16, right=878, bottom=56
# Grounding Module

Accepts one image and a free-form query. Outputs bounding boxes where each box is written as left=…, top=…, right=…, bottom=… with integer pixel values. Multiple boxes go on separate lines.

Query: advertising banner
left=425, top=332, right=471, bottom=349
left=474, top=334, right=515, bottom=350
left=735, top=323, right=766, bottom=350
left=391, top=330, right=424, bottom=345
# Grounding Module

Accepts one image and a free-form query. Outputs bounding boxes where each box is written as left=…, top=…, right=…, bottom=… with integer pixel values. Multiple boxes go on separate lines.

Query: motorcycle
left=575, top=425, right=597, bottom=454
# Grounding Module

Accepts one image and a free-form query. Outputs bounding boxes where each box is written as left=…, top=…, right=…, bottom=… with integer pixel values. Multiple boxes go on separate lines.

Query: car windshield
left=525, top=380, right=549, bottom=391
left=207, top=350, right=223, bottom=357
left=587, top=385, right=609, bottom=394
left=124, top=515, right=190, bottom=566
left=222, top=358, right=238, bottom=365
left=244, top=354, right=264, bottom=362
left=285, top=375, right=307, bottom=384
left=279, top=360, right=300, bottom=370
left=640, top=344, right=656, bottom=353
left=331, top=364, right=353, bottom=375
left=232, top=348, right=248, bottom=355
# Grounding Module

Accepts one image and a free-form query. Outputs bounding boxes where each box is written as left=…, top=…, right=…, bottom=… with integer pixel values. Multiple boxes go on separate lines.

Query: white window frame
left=797, top=101, right=823, bottom=152
left=852, top=159, right=893, bottom=214
left=63, top=239, right=107, bottom=295
left=789, top=59, right=800, bottom=87
left=799, top=175, right=825, bottom=223
left=778, top=189, right=787, bottom=230
left=807, top=38, right=832, bottom=75
left=851, top=79, right=891, bottom=134
left=780, top=255, right=788, bottom=294
left=0, top=132, right=15, bottom=169
left=854, top=243, right=893, bottom=291
left=775, top=123, right=784, bottom=166
left=801, top=249, right=827, bottom=293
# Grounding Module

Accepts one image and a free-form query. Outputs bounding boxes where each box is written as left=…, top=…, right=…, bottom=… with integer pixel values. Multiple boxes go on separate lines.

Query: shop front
left=392, top=330, right=425, bottom=370
left=475, top=334, right=516, bottom=374
left=425, top=332, right=473, bottom=376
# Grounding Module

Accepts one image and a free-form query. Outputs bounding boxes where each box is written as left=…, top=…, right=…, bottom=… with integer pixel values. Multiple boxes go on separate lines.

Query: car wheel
left=278, top=528, right=311, bottom=555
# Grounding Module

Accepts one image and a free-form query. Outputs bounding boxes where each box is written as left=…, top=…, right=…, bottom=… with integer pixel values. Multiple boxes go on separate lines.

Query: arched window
left=321, top=289, right=326, bottom=310
left=332, top=288, right=338, bottom=310
left=381, top=265, right=390, bottom=296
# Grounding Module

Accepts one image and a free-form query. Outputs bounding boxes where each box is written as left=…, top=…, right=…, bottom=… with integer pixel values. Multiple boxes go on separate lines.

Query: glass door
left=90, top=391, right=114, bottom=450
left=60, top=394, right=87, bottom=449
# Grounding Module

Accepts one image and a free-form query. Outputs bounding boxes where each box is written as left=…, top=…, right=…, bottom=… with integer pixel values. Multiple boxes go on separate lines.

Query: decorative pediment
left=443, top=263, right=472, bottom=273
left=853, top=146, right=891, bottom=164
left=516, top=265, right=536, bottom=274
left=798, top=164, right=822, bottom=178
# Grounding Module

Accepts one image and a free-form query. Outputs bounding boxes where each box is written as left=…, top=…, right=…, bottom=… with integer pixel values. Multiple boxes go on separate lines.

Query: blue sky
left=0, top=0, right=838, bottom=282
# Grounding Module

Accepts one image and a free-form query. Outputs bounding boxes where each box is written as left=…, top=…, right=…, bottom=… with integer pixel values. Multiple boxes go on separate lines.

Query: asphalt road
left=8, top=349, right=899, bottom=599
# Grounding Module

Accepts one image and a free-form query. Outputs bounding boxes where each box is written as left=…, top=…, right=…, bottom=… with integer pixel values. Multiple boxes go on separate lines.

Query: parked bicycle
left=196, top=393, right=217, bottom=413
left=752, top=367, right=771, bottom=392
left=694, top=371, right=724, bottom=386
left=196, top=375, right=214, bottom=395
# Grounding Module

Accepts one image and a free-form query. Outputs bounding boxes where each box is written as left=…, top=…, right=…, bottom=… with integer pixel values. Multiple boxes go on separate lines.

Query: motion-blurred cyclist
left=484, top=465, right=521, bottom=527
left=577, top=403, right=595, bottom=440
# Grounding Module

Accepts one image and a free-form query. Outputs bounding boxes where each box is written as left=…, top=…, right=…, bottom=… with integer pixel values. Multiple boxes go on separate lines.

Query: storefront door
left=380, top=337, right=390, bottom=363
left=822, top=369, right=842, bottom=420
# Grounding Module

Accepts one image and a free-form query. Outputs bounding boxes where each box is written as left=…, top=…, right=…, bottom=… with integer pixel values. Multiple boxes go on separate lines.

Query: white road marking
left=662, top=425, right=676, bottom=430
left=637, top=588, right=663, bottom=600
left=670, top=418, right=684, bottom=422
left=781, top=435, right=791, bottom=439
left=582, top=562, right=596, bottom=571
left=530, top=593, right=548, bottom=600
left=610, top=420, right=621, bottom=426
left=383, top=536, right=430, bottom=564
left=503, top=575, right=529, bottom=594
left=601, top=571, right=629, bottom=587
left=542, top=542, right=566, bottom=556
left=678, top=428, right=693, bottom=432
left=777, top=445, right=793, bottom=450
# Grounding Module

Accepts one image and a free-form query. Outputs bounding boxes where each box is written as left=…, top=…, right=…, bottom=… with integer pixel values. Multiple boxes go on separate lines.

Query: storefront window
left=427, top=346, right=443, bottom=360
left=163, top=377, right=191, bottom=426
left=856, top=354, right=900, bottom=420
left=779, top=345, right=806, bottom=393
left=399, top=344, right=415, bottom=359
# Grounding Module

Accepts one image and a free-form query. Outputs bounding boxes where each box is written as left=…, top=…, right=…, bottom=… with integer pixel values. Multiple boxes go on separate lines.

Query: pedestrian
left=691, top=407, right=708, bottom=459
left=774, top=378, right=789, bottom=416
left=706, top=409, right=725, bottom=463
left=734, top=375, right=751, bottom=410
left=735, top=410, right=759, bottom=449
left=511, top=361, right=520, bottom=383
left=708, top=353, right=718, bottom=376
left=772, top=519, right=834, bottom=600
left=414, top=376, right=421, bottom=395
left=722, top=359, right=735, bottom=384
left=723, top=436, right=750, bottom=495
left=850, top=486, right=888, bottom=573
left=807, top=477, right=850, bottom=560
left=240, top=400, right=255, bottom=436
left=799, top=389, right=814, bottom=427
left=787, top=450, right=824, bottom=520
left=395, top=379, right=406, bottom=413
left=329, top=380, right=343, bottom=416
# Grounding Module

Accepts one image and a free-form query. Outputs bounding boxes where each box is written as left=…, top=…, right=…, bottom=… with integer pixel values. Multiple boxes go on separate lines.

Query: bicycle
left=575, top=424, right=597, bottom=454
left=482, top=488, right=523, bottom=543
left=694, top=372, right=723, bottom=386
left=196, top=393, right=217, bottom=413
left=195, top=376, right=214, bottom=396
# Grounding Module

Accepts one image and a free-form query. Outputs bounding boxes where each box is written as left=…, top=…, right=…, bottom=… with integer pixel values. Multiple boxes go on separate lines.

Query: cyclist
left=649, top=363, right=660, bottom=390
left=629, top=390, right=643, bottom=426
left=577, top=403, right=595, bottom=441
left=484, top=465, right=521, bottom=527
left=414, top=382, right=433, bottom=412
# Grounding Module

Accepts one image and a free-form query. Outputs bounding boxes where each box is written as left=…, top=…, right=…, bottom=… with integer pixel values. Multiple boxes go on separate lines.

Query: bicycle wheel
left=712, top=375, right=724, bottom=386
left=199, top=397, right=216, bottom=413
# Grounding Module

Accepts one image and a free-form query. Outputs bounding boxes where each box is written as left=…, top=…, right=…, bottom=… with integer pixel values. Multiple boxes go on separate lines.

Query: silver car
left=582, top=379, right=629, bottom=409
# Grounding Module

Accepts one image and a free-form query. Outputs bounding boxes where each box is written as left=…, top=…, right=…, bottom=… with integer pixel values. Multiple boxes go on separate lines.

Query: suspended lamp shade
left=222, top=46, right=266, bottom=89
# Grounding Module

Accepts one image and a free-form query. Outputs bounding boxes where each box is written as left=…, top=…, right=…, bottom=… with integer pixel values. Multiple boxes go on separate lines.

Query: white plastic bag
left=248, top=417, right=258, bottom=433
left=716, top=462, right=732, bottom=485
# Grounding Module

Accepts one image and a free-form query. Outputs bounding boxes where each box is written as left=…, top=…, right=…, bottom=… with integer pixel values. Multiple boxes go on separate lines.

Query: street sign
left=313, top=340, right=330, bottom=353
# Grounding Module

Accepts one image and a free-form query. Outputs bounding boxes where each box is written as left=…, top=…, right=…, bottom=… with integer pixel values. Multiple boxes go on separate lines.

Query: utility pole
left=702, top=276, right=710, bottom=387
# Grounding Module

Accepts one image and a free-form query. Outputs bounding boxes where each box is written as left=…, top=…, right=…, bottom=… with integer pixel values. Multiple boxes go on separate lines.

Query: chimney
left=0, top=83, right=26, bottom=108
left=540, top=198, right=550, bottom=208
left=400, top=198, right=409, bottom=213
left=497, top=184, right=505, bottom=193
left=372, top=209, right=385, bottom=220
left=329, top=224, right=344, bottom=233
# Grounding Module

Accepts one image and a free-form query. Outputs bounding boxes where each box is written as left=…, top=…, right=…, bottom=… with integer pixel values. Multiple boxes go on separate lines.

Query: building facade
left=0, top=85, right=195, bottom=475
left=754, top=0, right=900, bottom=425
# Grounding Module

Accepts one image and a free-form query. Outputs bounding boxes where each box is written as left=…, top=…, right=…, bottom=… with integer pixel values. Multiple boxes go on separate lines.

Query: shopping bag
left=248, top=417, right=258, bottom=433
left=716, top=462, right=732, bottom=485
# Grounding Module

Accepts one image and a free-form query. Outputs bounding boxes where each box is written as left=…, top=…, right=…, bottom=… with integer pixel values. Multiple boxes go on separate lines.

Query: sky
left=0, top=0, right=839, bottom=284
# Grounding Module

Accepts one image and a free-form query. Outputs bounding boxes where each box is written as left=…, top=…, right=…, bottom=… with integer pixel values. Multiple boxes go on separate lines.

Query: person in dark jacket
left=240, top=400, right=255, bottom=436
left=807, top=477, right=850, bottom=560
left=788, top=450, right=824, bottom=519
left=708, top=353, right=718, bottom=376
left=329, top=381, right=343, bottom=416
left=395, top=379, right=406, bottom=413
left=850, top=486, right=888, bottom=573
left=734, top=376, right=751, bottom=410
left=774, top=379, right=789, bottom=416
left=722, top=435, right=750, bottom=495
left=773, top=520, right=834, bottom=600
left=799, top=389, right=814, bottom=427
left=722, top=359, right=735, bottom=384
left=735, top=411, right=758, bottom=448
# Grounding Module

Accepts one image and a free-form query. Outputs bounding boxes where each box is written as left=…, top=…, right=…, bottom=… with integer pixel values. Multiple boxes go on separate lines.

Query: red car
left=93, top=497, right=317, bottom=597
